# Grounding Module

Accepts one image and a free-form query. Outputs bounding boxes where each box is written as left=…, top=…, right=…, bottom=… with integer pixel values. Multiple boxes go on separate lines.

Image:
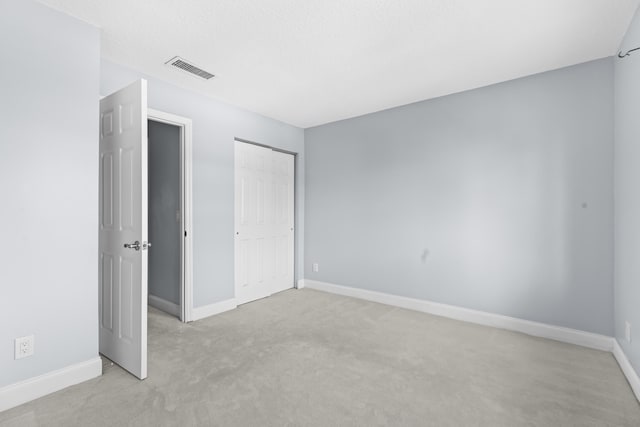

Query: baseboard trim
left=0, top=356, right=102, bottom=412
left=148, top=294, right=180, bottom=317
left=191, top=298, right=237, bottom=321
left=303, top=279, right=613, bottom=352
left=296, top=279, right=305, bottom=289
left=613, top=339, right=640, bottom=401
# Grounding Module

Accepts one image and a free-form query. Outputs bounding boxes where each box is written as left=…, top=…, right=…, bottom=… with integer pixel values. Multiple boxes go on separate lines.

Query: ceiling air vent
left=165, top=56, right=215, bottom=80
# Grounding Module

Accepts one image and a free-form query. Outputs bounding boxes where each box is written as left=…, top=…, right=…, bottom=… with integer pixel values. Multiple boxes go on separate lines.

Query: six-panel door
left=235, top=142, right=295, bottom=304
left=99, top=79, right=148, bottom=379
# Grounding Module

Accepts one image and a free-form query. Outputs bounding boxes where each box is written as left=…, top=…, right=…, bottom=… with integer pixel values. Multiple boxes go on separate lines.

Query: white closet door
left=271, top=150, right=295, bottom=294
left=235, top=142, right=294, bottom=304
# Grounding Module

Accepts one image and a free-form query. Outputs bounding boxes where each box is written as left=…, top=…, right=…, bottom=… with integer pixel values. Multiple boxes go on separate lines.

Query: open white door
left=99, top=80, right=148, bottom=379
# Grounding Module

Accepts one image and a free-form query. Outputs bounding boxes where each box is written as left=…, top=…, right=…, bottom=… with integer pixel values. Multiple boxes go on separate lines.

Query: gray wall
left=0, top=1, right=100, bottom=387
left=101, top=60, right=305, bottom=308
left=305, top=59, right=614, bottom=335
left=148, top=121, right=182, bottom=306
left=615, top=5, right=640, bottom=372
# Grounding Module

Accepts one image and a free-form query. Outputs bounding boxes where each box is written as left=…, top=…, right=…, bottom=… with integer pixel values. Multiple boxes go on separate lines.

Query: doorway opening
left=148, top=109, right=193, bottom=323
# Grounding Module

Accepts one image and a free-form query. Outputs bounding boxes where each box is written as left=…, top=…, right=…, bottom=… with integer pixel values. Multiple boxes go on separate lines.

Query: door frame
left=233, top=138, right=298, bottom=302
left=148, top=108, right=194, bottom=322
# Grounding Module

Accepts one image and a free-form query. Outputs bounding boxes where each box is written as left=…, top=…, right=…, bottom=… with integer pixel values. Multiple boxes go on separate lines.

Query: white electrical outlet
left=312, top=263, right=319, bottom=273
left=625, top=321, right=632, bottom=343
left=15, top=335, right=34, bottom=359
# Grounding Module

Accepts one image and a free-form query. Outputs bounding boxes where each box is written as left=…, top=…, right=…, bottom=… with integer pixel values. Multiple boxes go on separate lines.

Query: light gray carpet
left=1, top=288, right=639, bottom=426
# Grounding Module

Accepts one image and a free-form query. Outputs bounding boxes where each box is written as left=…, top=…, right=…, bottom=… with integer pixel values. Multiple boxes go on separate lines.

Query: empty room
left=1, top=0, right=640, bottom=425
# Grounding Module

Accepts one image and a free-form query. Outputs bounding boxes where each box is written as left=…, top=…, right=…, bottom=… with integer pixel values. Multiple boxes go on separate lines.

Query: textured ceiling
left=40, top=0, right=640, bottom=128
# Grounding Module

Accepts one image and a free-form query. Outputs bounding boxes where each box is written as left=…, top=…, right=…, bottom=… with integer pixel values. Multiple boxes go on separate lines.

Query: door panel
left=99, top=79, right=148, bottom=379
left=235, top=142, right=294, bottom=304
left=120, top=148, right=136, bottom=230
left=271, top=150, right=295, bottom=293
left=101, top=154, right=114, bottom=228
left=235, top=142, right=273, bottom=304
left=101, top=255, right=114, bottom=331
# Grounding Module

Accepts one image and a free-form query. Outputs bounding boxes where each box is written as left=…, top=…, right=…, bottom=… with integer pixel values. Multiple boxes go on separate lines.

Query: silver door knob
left=142, top=241, right=152, bottom=250
left=124, top=241, right=141, bottom=251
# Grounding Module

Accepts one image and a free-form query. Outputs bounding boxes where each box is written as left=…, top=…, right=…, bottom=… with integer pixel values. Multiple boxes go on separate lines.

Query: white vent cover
left=165, top=56, right=215, bottom=80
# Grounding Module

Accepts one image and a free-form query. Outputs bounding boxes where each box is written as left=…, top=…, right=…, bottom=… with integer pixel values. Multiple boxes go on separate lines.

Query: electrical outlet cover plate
left=15, top=335, right=34, bottom=359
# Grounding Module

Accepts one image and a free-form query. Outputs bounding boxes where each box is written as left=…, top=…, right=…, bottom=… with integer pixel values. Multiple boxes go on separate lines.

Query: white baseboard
left=0, top=357, right=102, bottom=413
left=613, top=339, right=640, bottom=401
left=296, top=279, right=305, bottom=289
left=148, top=294, right=180, bottom=318
left=302, top=279, right=613, bottom=352
left=191, top=298, right=237, bottom=321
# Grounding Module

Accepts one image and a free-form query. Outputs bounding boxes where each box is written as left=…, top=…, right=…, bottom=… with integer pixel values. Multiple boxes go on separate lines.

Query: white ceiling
left=41, top=0, right=639, bottom=128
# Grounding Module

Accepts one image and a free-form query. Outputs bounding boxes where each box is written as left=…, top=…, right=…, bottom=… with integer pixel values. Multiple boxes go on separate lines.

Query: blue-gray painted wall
left=615, top=5, right=640, bottom=373
left=305, top=58, right=614, bottom=335
left=0, top=1, right=100, bottom=387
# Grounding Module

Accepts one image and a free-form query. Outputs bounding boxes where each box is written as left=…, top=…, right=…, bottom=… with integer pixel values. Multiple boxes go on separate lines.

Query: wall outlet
left=625, top=321, right=632, bottom=343
left=15, top=335, right=34, bottom=360
left=312, top=263, right=319, bottom=273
